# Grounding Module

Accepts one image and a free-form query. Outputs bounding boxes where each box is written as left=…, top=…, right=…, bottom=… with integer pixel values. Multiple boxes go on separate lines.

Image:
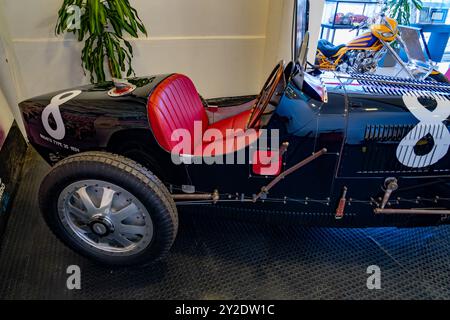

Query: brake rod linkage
left=253, top=148, right=328, bottom=202
left=172, top=190, right=220, bottom=203
left=374, top=178, right=450, bottom=215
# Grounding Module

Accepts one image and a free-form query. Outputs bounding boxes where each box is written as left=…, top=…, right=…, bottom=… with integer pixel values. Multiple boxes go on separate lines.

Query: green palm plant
left=387, top=0, right=423, bottom=25
left=55, top=0, right=147, bottom=83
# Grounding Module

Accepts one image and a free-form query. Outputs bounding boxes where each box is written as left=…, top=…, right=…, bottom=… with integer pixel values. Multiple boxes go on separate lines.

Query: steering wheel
left=247, top=61, right=285, bottom=129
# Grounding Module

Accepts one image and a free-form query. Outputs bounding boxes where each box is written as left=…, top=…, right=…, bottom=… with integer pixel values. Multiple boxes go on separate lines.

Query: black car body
left=19, top=70, right=450, bottom=228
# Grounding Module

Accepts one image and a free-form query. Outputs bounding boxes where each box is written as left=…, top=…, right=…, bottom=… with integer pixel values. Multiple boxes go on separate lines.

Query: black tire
left=39, top=151, right=178, bottom=266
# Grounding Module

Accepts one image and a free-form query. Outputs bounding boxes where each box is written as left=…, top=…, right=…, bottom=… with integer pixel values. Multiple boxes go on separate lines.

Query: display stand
left=320, top=0, right=379, bottom=43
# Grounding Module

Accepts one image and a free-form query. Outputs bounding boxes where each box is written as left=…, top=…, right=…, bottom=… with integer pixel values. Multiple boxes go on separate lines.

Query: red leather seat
left=147, top=74, right=258, bottom=156
left=147, top=74, right=209, bottom=152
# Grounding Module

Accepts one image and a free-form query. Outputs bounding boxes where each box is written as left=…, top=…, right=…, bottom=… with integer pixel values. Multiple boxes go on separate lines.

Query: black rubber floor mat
left=1, top=149, right=449, bottom=299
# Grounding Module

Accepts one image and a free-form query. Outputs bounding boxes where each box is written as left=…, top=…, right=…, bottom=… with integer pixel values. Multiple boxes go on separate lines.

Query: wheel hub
left=89, top=215, right=114, bottom=237
left=58, top=180, right=154, bottom=256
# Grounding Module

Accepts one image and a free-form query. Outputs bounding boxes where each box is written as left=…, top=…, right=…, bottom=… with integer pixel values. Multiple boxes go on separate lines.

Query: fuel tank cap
left=108, top=78, right=137, bottom=97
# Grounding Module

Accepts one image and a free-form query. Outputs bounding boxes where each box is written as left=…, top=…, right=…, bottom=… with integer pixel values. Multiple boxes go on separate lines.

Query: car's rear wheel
left=39, top=151, right=178, bottom=266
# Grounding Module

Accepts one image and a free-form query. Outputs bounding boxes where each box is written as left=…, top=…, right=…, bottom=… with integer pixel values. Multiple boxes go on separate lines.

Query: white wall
left=263, top=0, right=325, bottom=75
left=0, top=0, right=324, bottom=135
left=263, top=0, right=292, bottom=76
left=0, top=9, right=23, bottom=140
left=308, top=0, right=325, bottom=63
left=2, top=0, right=269, bottom=100
left=0, top=89, right=14, bottom=149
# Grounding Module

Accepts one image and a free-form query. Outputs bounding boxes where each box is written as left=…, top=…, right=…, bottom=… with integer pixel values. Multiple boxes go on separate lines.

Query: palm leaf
left=388, top=0, right=423, bottom=25
left=55, top=0, right=148, bottom=83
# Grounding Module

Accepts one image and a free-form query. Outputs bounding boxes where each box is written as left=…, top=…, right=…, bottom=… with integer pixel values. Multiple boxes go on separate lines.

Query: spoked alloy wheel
left=58, top=180, right=153, bottom=256
left=40, top=152, right=178, bottom=266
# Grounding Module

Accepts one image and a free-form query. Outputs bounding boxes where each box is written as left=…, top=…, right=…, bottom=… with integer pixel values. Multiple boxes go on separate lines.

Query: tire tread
left=39, top=151, right=178, bottom=266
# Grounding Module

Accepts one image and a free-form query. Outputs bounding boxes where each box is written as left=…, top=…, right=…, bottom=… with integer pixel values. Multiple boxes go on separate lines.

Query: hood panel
left=322, top=72, right=450, bottom=97
left=324, top=73, right=450, bottom=177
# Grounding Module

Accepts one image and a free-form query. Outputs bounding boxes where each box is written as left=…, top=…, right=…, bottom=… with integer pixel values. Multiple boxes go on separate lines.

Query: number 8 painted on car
left=397, top=93, right=450, bottom=168
left=41, top=90, right=82, bottom=140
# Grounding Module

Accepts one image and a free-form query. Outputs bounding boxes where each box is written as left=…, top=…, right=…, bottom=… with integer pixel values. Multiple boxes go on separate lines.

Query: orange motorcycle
left=316, top=14, right=447, bottom=82
left=317, top=15, right=398, bottom=73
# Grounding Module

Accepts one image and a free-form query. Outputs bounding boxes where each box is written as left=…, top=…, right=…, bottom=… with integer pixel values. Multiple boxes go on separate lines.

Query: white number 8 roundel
left=41, top=90, right=82, bottom=140
left=396, top=93, right=450, bottom=168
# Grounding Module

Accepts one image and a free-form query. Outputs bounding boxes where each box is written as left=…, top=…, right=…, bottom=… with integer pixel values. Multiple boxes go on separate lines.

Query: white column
left=262, top=0, right=325, bottom=79
left=308, top=0, right=325, bottom=64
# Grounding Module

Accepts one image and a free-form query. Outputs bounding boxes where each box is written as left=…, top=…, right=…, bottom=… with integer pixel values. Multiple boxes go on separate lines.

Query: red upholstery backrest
left=147, top=74, right=208, bottom=152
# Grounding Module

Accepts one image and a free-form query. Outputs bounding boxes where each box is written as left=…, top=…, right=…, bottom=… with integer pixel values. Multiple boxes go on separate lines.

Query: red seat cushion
left=194, top=109, right=261, bottom=157
left=147, top=74, right=209, bottom=152
left=207, top=109, right=252, bottom=138
left=147, top=74, right=258, bottom=156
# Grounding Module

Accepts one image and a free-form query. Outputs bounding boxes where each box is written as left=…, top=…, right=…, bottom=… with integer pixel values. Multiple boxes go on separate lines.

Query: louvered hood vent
left=360, top=123, right=449, bottom=174
left=364, top=124, right=416, bottom=142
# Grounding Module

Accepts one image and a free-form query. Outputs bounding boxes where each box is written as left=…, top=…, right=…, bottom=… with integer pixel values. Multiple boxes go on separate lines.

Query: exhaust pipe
left=172, top=190, right=220, bottom=203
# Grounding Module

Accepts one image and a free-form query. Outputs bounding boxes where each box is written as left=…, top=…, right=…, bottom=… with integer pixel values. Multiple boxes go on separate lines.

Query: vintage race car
left=18, top=5, right=450, bottom=266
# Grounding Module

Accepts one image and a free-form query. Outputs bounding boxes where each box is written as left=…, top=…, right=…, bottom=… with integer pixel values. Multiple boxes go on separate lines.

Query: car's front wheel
left=39, top=152, right=178, bottom=266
